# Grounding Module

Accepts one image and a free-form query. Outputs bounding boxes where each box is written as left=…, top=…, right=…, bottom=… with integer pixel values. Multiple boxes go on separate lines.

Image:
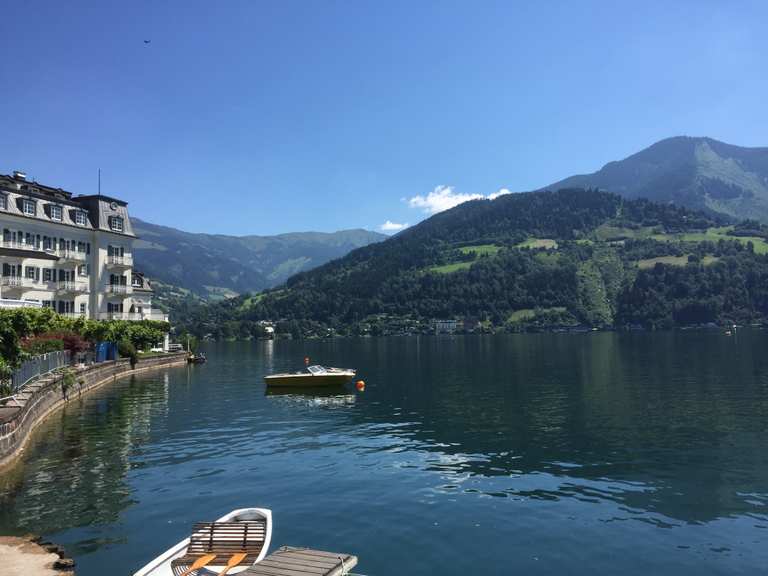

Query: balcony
left=0, top=298, right=42, bottom=309
left=0, top=277, right=36, bottom=293
left=0, top=240, right=44, bottom=255
left=97, top=311, right=166, bottom=321
left=106, top=284, right=131, bottom=296
left=59, top=312, right=88, bottom=319
left=57, top=250, right=87, bottom=264
left=106, top=255, right=133, bottom=269
left=57, top=281, right=89, bottom=294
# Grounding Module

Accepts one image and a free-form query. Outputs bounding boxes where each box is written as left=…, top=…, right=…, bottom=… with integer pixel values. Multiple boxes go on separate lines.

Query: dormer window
left=0, top=194, right=6, bottom=210
left=50, top=204, right=62, bottom=221
left=109, top=216, right=124, bottom=232
left=23, top=198, right=36, bottom=216
left=75, top=211, right=87, bottom=226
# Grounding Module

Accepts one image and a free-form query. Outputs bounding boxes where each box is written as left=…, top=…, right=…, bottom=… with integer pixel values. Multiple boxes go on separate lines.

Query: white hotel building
left=0, top=171, right=166, bottom=323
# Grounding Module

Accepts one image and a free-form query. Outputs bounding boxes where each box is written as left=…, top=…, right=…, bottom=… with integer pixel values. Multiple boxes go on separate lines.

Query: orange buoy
left=356, top=380, right=365, bottom=391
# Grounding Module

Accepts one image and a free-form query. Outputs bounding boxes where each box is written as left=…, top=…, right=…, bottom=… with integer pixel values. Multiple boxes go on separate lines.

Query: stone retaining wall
left=0, top=352, right=187, bottom=469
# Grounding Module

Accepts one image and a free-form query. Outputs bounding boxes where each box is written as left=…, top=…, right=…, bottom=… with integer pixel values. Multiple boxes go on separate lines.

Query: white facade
left=0, top=171, right=167, bottom=322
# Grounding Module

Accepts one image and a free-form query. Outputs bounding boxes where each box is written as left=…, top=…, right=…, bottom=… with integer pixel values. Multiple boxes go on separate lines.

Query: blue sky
left=1, top=1, right=766, bottom=235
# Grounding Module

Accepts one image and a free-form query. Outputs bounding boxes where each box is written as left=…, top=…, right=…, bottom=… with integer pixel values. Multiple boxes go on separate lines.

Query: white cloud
left=380, top=220, right=409, bottom=232
left=488, top=188, right=512, bottom=200
left=407, top=185, right=513, bottom=215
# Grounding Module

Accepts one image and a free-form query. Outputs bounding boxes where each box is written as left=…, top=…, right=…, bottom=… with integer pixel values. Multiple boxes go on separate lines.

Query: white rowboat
left=133, top=508, right=272, bottom=576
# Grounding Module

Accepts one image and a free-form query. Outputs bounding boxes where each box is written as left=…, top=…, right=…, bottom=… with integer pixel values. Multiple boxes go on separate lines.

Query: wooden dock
left=244, top=546, right=358, bottom=576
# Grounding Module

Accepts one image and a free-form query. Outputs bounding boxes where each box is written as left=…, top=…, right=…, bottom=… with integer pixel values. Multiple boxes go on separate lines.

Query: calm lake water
left=1, top=333, right=768, bottom=575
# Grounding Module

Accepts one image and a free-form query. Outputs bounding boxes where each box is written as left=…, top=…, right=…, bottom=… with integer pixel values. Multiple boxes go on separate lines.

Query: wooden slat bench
left=170, top=521, right=267, bottom=575
left=243, top=546, right=358, bottom=576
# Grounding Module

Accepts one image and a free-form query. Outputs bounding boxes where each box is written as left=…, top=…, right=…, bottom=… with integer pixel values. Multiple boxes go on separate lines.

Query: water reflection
left=0, top=334, right=766, bottom=575
left=0, top=373, right=172, bottom=537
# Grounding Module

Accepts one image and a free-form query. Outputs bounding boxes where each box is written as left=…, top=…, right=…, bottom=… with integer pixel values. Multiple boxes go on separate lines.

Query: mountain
left=174, top=189, right=768, bottom=338
left=131, top=218, right=386, bottom=300
left=545, top=136, right=768, bottom=222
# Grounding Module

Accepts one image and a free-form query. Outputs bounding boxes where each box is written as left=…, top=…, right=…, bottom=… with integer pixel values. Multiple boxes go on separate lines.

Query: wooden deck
left=243, top=546, right=357, bottom=576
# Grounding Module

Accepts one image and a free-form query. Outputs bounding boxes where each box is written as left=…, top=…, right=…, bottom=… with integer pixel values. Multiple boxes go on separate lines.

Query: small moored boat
left=264, top=365, right=356, bottom=387
left=187, top=352, right=207, bottom=364
left=133, top=508, right=272, bottom=576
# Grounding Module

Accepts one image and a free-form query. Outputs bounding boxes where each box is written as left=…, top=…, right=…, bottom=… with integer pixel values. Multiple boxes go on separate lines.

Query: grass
left=651, top=226, right=768, bottom=255
left=429, top=244, right=502, bottom=274
left=429, top=261, right=474, bottom=274
left=593, top=224, right=657, bottom=242
left=516, top=238, right=558, bottom=250
left=637, top=255, right=691, bottom=269
left=636, top=254, right=721, bottom=269
left=507, top=307, right=566, bottom=323
left=458, top=244, right=502, bottom=256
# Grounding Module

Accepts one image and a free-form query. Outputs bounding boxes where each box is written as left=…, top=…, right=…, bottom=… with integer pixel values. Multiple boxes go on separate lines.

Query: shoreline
left=0, top=353, right=187, bottom=471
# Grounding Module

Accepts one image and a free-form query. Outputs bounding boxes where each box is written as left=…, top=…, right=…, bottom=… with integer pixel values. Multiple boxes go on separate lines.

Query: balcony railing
left=0, top=240, right=44, bottom=253
left=0, top=298, right=42, bottom=309
left=107, top=255, right=133, bottom=267
left=0, top=277, right=35, bottom=289
left=106, top=284, right=131, bottom=295
left=98, top=310, right=168, bottom=322
left=57, top=281, right=89, bottom=294
left=57, top=250, right=87, bottom=263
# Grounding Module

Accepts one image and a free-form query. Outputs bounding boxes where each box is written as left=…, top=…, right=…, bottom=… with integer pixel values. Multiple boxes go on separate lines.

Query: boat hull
left=264, top=373, right=354, bottom=387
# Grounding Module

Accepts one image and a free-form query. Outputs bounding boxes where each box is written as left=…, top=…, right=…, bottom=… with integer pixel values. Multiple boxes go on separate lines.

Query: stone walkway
left=0, top=371, right=62, bottom=425
left=0, top=536, right=70, bottom=575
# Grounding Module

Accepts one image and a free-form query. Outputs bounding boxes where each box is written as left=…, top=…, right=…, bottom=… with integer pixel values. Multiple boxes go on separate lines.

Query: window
left=75, top=211, right=87, bottom=226
left=25, top=266, right=35, bottom=280
left=50, top=205, right=62, bottom=221
left=23, top=199, right=36, bottom=216
left=43, top=236, right=53, bottom=251
left=109, top=216, right=124, bottom=232
left=43, top=269, right=52, bottom=282
left=0, top=195, right=6, bottom=210
left=42, top=300, right=53, bottom=309
left=78, top=264, right=88, bottom=277
left=79, top=302, right=86, bottom=315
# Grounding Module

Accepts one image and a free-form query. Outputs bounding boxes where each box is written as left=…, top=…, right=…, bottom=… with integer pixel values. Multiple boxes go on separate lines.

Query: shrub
left=118, top=339, right=138, bottom=364
left=21, top=335, right=65, bottom=356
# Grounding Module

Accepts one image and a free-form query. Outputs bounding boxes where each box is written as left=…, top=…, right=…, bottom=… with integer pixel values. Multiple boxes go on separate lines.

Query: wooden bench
left=170, top=521, right=266, bottom=575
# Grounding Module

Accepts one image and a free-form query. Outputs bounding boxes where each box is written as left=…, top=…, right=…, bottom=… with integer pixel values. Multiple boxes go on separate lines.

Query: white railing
left=97, top=310, right=167, bottom=321
left=58, top=250, right=87, bottom=262
left=0, top=240, right=43, bottom=252
left=107, top=255, right=133, bottom=266
left=0, top=298, right=42, bottom=309
left=57, top=281, right=89, bottom=293
left=106, top=284, right=130, bottom=295
left=0, top=277, right=35, bottom=289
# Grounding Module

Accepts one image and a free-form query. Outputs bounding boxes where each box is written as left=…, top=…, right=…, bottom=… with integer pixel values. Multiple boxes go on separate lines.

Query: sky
left=1, top=0, right=767, bottom=236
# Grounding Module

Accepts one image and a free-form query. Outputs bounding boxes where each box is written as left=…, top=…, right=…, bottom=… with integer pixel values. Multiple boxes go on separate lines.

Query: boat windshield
left=307, top=365, right=327, bottom=375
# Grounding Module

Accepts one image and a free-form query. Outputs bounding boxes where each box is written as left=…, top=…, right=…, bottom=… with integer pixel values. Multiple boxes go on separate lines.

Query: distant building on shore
left=0, top=171, right=166, bottom=324
left=433, top=319, right=458, bottom=334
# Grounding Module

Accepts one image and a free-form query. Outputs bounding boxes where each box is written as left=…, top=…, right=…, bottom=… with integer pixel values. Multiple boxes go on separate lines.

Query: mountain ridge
left=131, top=218, right=386, bottom=300
left=174, top=189, right=768, bottom=338
left=543, top=136, right=768, bottom=222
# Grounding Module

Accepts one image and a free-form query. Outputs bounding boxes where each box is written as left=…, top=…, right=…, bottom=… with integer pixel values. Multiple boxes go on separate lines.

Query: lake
left=1, top=332, right=767, bottom=575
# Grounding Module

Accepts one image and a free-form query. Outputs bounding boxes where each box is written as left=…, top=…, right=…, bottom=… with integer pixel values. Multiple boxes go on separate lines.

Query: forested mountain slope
left=132, top=218, right=385, bottom=300
left=175, top=189, right=768, bottom=338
